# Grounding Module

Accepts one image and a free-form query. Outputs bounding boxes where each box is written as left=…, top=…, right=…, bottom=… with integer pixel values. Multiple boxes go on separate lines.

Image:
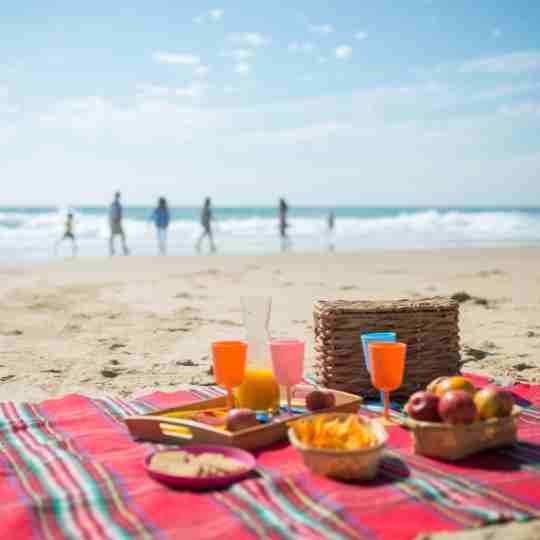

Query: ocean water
left=1, top=206, right=539, bottom=263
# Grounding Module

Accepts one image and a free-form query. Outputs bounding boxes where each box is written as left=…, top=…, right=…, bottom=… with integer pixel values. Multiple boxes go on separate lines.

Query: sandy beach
left=0, top=247, right=539, bottom=403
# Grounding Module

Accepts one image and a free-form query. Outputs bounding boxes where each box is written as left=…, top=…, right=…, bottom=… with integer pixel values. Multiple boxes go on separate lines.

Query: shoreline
left=1, top=246, right=539, bottom=402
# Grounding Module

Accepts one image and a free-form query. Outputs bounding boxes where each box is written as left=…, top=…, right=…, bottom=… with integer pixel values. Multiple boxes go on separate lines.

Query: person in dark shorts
left=109, top=191, right=130, bottom=256
left=279, top=197, right=290, bottom=252
left=55, top=212, right=77, bottom=257
left=195, top=197, right=216, bottom=253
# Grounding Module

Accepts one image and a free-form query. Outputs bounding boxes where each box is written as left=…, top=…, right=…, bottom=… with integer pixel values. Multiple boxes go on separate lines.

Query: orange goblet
left=368, top=342, right=406, bottom=424
left=212, top=340, right=247, bottom=409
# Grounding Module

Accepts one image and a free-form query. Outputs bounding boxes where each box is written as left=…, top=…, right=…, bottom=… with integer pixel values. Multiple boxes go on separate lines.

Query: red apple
left=438, top=390, right=477, bottom=424
left=306, top=390, right=336, bottom=411
left=405, top=391, right=441, bottom=422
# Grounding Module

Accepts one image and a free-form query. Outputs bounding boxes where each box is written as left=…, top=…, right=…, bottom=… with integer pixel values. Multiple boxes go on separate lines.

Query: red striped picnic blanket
left=1, top=375, right=539, bottom=540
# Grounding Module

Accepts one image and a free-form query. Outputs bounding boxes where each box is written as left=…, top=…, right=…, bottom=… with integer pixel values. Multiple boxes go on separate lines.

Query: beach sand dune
left=0, top=248, right=538, bottom=402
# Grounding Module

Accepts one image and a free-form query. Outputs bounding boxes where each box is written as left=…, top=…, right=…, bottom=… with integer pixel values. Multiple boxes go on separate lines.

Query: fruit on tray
left=438, top=390, right=477, bottom=424
left=434, top=376, right=476, bottom=398
left=290, top=414, right=376, bottom=450
left=404, top=391, right=441, bottom=422
left=225, top=409, right=259, bottom=432
left=426, top=377, right=448, bottom=395
left=305, top=390, right=336, bottom=411
left=474, top=387, right=514, bottom=420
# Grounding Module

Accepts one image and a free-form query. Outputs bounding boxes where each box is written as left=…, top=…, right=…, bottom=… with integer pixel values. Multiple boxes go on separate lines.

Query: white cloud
left=174, top=82, right=208, bottom=99
left=234, top=62, right=250, bottom=75
left=38, top=96, right=114, bottom=131
left=492, top=27, right=502, bottom=38
left=498, top=101, right=540, bottom=116
left=194, top=8, right=224, bottom=23
left=195, top=65, right=210, bottom=77
left=460, top=50, right=540, bottom=74
left=356, top=31, right=368, bottom=41
left=224, top=49, right=254, bottom=61
left=209, top=8, right=224, bottom=20
left=309, top=24, right=334, bottom=35
left=335, top=45, right=353, bottom=60
left=153, top=51, right=200, bottom=65
left=228, top=32, right=270, bottom=47
left=318, top=57, right=327, bottom=64
left=288, top=42, right=314, bottom=53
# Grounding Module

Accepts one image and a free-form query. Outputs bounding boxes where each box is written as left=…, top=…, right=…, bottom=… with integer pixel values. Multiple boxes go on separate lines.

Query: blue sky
left=1, top=1, right=540, bottom=206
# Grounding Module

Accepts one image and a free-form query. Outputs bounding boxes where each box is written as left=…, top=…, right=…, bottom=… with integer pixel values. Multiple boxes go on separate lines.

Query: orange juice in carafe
left=235, top=296, right=280, bottom=412
left=236, top=368, right=280, bottom=411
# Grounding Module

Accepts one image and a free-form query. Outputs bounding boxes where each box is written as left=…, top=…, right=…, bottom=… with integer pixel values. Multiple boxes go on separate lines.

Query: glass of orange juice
left=368, top=342, right=406, bottom=424
left=235, top=296, right=280, bottom=413
left=212, top=340, right=247, bottom=409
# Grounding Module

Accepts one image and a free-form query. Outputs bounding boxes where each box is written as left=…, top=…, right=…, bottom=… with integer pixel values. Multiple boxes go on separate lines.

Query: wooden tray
left=403, top=406, right=521, bottom=461
left=125, top=386, right=362, bottom=451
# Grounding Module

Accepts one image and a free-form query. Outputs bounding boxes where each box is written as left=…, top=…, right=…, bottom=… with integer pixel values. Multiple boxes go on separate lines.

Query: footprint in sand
left=101, top=369, right=120, bottom=379
left=159, top=327, right=191, bottom=333
left=176, top=359, right=198, bottom=367
left=1, top=330, right=23, bottom=336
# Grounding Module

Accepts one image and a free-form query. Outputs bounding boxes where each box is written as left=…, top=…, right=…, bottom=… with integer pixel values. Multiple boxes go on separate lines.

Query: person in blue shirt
left=151, top=197, right=171, bottom=255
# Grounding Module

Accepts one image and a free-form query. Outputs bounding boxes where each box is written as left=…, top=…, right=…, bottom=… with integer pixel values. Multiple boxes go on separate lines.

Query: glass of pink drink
left=269, top=339, right=305, bottom=413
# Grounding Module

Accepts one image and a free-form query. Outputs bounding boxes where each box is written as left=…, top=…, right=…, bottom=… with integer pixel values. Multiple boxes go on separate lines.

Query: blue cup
left=361, top=332, right=396, bottom=403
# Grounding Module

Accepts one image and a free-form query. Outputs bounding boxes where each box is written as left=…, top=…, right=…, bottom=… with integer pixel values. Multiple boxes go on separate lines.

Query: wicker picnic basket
left=313, top=297, right=460, bottom=400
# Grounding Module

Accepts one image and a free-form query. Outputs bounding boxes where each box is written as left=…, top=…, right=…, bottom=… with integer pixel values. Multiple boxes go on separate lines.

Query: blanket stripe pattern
left=0, top=375, right=539, bottom=540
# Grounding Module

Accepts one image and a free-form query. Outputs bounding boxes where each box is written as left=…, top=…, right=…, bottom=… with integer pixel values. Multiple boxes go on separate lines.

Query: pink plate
left=145, top=446, right=256, bottom=490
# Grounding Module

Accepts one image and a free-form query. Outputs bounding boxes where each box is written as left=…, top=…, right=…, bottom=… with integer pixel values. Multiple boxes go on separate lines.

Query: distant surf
left=1, top=206, right=539, bottom=262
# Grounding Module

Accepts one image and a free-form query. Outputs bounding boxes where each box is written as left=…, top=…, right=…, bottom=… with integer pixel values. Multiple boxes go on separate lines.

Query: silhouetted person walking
left=151, top=197, right=170, bottom=255
left=109, top=191, right=130, bottom=256
left=195, top=197, right=216, bottom=253
left=279, top=198, right=290, bottom=252
left=327, top=211, right=335, bottom=252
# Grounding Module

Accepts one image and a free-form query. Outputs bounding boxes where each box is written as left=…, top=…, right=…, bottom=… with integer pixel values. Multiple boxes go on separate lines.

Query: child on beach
left=55, top=212, right=77, bottom=258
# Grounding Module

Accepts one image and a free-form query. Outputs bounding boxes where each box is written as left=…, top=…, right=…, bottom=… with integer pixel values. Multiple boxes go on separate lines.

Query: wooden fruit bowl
left=402, top=407, right=521, bottom=461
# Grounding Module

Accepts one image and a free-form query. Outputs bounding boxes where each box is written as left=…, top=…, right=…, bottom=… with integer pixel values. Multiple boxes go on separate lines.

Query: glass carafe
left=235, top=296, right=280, bottom=412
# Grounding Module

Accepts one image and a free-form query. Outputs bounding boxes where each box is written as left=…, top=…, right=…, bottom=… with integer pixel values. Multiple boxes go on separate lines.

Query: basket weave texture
left=313, top=297, right=460, bottom=399
left=404, top=408, right=520, bottom=461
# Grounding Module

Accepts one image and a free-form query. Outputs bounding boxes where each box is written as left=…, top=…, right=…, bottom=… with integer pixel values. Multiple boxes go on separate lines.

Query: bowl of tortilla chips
left=288, top=413, right=387, bottom=481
